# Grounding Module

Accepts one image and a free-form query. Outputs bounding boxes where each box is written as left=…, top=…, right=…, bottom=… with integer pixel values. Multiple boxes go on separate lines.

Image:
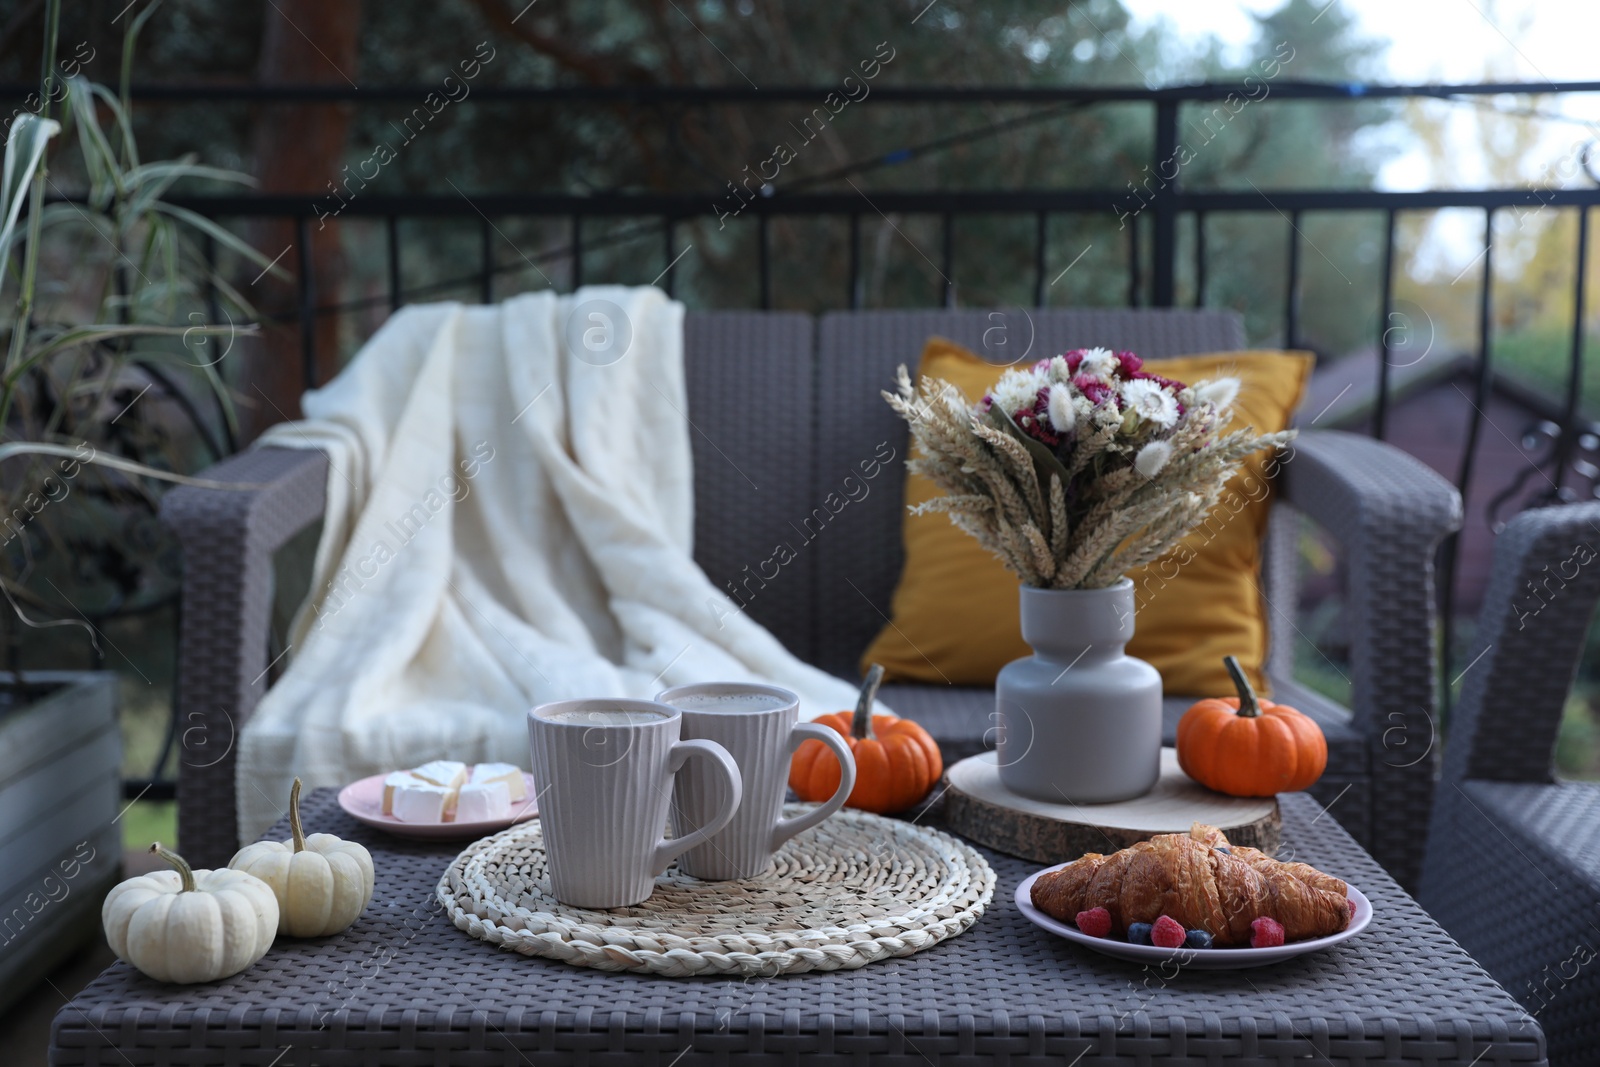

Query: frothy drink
left=542, top=707, right=671, bottom=726
left=662, top=691, right=791, bottom=714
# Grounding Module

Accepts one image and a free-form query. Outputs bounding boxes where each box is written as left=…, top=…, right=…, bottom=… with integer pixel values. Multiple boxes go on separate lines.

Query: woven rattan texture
left=1425, top=780, right=1600, bottom=1067
left=439, top=806, right=994, bottom=976
left=1420, top=502, right=1600, bottom=1066
left=1435, top=502, right=1600, bottom=788
left=160, top=446, right=329, bottom=868
left=683, top=312, right=819, bottom=664
left=52, top=788, right=1544, bottom=1065
left=1278, top=430, right=1462, bottom=889
left=1259, top=502, right=1303, bottom=683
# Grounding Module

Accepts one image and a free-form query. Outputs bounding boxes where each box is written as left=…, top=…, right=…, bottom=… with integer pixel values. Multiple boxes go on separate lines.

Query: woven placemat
left=437, top=805, right=995, bottom=976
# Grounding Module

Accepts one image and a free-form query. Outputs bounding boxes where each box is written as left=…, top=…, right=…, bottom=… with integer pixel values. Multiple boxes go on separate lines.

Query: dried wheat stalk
left=884, top=356, right=1295, bottom=589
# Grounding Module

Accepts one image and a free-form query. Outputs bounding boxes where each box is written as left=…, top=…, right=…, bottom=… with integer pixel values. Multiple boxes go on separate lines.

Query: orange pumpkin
left=789, top=664, right=943, bottom=814
left=1176, top=655, right=1327, bottom=797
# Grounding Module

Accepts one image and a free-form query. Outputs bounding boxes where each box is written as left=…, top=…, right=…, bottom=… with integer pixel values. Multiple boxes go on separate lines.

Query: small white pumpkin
left=230, top=778, right=375, bottom=937
left=103, top=843, right=279, bottom=984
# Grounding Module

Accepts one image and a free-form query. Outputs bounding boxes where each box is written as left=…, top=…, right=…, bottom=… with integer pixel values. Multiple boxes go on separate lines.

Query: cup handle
left=769, top=722, right=858, bottom=851
left=651, top=738, right=743, bottom=876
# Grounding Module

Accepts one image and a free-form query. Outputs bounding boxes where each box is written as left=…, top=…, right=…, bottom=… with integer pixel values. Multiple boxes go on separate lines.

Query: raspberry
left=1250, top=916, right=1286, bottom=948
left=1151, top=915, right=1186, bottom=948
left=1074, top=907, right=1112, bottom=938
left=1348, top=899, right=1356, bottom=918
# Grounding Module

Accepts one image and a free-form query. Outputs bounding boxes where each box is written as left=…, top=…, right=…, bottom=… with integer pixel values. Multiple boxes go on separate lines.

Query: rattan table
left=51, top=790, right=1545, bottom=1065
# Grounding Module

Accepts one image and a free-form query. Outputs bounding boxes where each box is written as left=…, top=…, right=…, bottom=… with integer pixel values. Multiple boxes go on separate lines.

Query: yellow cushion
left=862, top=338, right=1312, bottom=697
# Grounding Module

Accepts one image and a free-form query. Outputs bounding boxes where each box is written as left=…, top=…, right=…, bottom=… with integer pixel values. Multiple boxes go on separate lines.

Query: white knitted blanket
left=236, top=287, right=864, bottom=842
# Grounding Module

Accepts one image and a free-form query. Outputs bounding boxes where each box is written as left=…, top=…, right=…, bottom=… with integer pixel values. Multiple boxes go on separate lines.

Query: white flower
left=1194, top=377, right=1240, bottom=411
left=989, top=365, right=1048, bottom=416
left=1119, top=378, right=1180, bottom=428
left=1076, top=347, right=1116, bottom=379
left=1134, top=440, right=1173, bottom=478
left=1046, top=383, right=1076, bottom=433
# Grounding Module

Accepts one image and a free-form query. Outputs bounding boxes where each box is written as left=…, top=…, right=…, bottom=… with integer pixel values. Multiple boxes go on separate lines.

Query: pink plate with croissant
left=1015, top=822, right=1372, bottom=969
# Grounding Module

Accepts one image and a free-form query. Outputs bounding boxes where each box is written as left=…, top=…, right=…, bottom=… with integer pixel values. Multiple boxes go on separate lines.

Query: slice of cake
left=454, top=780, right=512, bottom=822
left=468, top=762, right=527, bottom=802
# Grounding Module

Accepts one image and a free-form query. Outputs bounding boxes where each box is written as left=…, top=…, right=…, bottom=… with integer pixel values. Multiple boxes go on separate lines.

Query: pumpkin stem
left=1224, top=655, right=1262, bottom=718
left=289, top=777, right=306, bottom=852
left=149, top=842, right=196, bottom=893
left=853, top=664, right=886, bottom=741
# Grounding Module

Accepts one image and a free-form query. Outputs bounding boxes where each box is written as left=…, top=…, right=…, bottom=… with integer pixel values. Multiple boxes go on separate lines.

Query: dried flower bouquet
left=884, top=348, right=1296, bottom=590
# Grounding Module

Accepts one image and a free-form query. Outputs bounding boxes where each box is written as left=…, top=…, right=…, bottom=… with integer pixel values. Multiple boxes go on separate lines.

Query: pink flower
left=1072, top=374, right=1112, bottom=405
left=1116, top=351, right=1144, bottom=377
left=1016, top=387, right=1062, bottom=445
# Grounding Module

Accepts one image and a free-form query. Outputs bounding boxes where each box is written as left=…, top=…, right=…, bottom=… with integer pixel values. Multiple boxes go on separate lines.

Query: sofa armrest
left=159, top=447, right=329, bottom=866
left=1443, top=501, right=1600, bottom=787
left=1279, top=429, right=1462, bottom=889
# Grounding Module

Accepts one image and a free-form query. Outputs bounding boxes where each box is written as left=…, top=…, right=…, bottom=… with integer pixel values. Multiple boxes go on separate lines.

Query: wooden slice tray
left=943, top=748, right=1280, bottom=863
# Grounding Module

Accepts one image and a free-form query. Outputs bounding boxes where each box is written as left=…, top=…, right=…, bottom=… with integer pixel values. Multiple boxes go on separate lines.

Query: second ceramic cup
left=658, top=682, right=856, bottom=880
left=528, top=698, right=742, bottom=908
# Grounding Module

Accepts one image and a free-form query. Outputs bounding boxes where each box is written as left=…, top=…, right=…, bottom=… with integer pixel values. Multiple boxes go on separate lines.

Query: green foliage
left=1556, top=690, right=1600, bottom=781
left=121, top=800, right=178, bottom=852
left=1490, top=327, right=1600, bottom=420
left=0, top=1, right=278, bottom=636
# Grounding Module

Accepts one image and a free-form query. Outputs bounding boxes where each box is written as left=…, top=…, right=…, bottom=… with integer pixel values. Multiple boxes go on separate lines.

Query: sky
left=1120, top=0, right=1600, bottom=83
left=1119, top=0, right=1600, bottom=269
left=1120, top=0, right=1600, bottom=188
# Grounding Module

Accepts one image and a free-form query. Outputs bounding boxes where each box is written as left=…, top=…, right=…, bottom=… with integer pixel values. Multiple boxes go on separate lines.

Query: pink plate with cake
left=337, top=772, right=539, bottom=840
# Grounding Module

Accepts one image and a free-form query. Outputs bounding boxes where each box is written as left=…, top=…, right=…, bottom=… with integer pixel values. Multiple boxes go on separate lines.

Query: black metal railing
left=8, top=78, right=1600, bottom=797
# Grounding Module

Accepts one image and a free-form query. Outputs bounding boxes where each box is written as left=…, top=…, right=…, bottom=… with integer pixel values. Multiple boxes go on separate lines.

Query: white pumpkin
left=230, top=778, right=375, bottom=937
left=103, top=843, right=279, bottom=984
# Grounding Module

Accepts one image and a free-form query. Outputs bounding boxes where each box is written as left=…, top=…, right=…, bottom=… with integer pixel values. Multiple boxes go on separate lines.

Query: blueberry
left=1184, top=929, right=1215, bottom=950
left=1127, top=922, right=1153, bottom=945
left=1213, top=845, right=1231, bottom=855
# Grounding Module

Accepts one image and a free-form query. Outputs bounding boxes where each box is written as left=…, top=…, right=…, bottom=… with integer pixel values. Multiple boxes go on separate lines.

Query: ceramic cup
left=657, top=682, right=857, bottom=880
left=527, top=698, right=742, bottom=908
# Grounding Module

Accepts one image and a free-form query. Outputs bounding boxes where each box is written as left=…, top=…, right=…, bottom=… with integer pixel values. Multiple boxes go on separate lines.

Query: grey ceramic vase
left=994, top=578, right=1163, bottom=804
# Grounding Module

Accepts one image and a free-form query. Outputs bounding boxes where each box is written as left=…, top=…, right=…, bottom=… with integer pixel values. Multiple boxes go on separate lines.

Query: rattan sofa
left=1420, top=500, right=1600, bottom=1064
left=161, top=307, right=1462, bottom=888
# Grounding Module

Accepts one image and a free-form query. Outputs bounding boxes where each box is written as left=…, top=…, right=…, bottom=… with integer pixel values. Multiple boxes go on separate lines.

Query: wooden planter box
left=0, top=672, right=121, bottom=1015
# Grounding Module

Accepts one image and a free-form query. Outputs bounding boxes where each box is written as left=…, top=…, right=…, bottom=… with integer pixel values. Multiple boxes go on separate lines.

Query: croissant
left=1031, top=823, right=1350, bottom=947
